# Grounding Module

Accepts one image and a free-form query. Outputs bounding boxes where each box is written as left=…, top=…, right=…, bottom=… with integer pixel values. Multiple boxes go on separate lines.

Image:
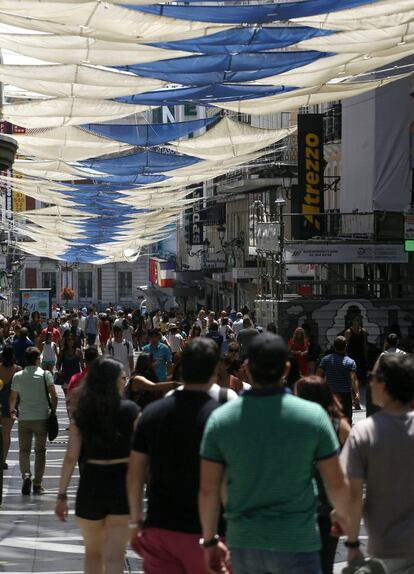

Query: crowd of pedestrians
left=1, top=303, right=414, bottom=574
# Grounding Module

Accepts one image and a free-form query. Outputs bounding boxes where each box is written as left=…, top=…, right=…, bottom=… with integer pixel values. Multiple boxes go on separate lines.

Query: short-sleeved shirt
left=200, top=389, right=339, bottom=552
left=41, top=327, right=60, bottom=344
left=340, top=411, right=414, bottom=558
left=132, top=390, right=223, bottom=533
left=80, top=399, right=139, bottom=460
left=67, top=368, right=87, bottom=398
left=319, top=352, right=356, bottom=393
left=85, top=315, right=98, bottom=335
left=106, top=339, right=133, bottom=377
left=12, top=336, right=35, bottom=367
left=11, top=366, right=54, bottom=420
left=142, top=342, right=172, bottom=381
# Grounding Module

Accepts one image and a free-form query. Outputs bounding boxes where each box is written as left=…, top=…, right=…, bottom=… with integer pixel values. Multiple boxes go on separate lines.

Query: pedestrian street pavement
left=0, top=389, right=143, bottom=573
left=0, top=388, right=366, bottom=574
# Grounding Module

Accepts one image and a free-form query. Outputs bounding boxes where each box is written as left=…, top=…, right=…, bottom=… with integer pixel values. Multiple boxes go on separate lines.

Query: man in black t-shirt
left=127, top=338, right=227, bottom=574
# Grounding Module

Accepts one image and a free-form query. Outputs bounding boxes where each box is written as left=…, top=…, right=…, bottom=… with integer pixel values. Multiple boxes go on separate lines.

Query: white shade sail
left=13, top=126, right=133, bottom=161
left=0, top=64, right=167, bottom=99
left=0, top=34, right=191, bottom=66
left=0, top=0, right=411, bottom=262
left=2, top=97, right=151, bottom=128
left=168, top=117, right=296, bottom=160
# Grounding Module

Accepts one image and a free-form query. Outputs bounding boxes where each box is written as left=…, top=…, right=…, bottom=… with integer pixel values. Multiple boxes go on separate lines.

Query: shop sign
left=294, top=114, right=324, bottom=238
left=232, top=267, right=258, bottom=279
left=285, top=243, right=407, bottom=264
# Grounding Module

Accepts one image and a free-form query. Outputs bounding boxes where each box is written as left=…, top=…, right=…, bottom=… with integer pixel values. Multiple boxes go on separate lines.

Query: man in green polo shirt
left=9, top=347, right=57, bottom=495
left=199, top=333, right=350, bottom=574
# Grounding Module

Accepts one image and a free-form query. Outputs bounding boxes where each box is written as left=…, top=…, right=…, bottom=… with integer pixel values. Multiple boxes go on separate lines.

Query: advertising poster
left=19, top=289, right=51, bottom=323
left=293, top=114, right=324, bottom=239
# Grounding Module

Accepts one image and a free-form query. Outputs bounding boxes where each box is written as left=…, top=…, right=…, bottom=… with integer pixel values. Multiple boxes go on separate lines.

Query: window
left=78, top=271, right=93, bottom=299
left=42, top=271, right=56, bottom=297
left=118, top=272, right=132, bottom=299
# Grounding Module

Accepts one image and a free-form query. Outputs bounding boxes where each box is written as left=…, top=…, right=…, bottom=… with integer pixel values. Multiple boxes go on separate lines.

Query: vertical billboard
left=294, top=114, right=324, bottom=239
left=19, top=289, right=51, bottom=324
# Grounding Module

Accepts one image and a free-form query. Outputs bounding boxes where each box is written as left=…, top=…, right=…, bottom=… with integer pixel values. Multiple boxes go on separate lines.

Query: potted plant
left=60, top=287, right=75, bottom=307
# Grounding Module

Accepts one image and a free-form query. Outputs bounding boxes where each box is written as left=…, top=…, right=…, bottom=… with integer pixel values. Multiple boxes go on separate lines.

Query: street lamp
left=0, top=236, right=8, bottom=256
left=275, top=186, right=287, bottom=301
left=252, top=186, right=287, bottom=302
left=217, top=224, right=226, bottom=243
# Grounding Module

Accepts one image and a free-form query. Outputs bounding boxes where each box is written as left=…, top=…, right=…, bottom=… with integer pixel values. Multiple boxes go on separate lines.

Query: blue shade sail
left=79, top=151, right=201, bottom=175
left=117, top=84, right=296, bottom=105
left=127, top=0, right=375, bottom=24
left=82, top=116, right=218, bottom=146
left=61, top=247, right=103, bottom=263
left=118, top=51, right=331, bottom=85
left=151, top=26, right=334, bottom=55
left=92, top=174, right=169, bottom=186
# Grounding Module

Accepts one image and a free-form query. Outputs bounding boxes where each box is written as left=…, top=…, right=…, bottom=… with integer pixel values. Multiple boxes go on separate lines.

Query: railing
left=249, top=212, right=403, bottom=248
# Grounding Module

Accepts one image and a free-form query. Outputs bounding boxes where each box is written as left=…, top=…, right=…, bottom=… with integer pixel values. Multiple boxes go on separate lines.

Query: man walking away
left=127, top=338, right=228, bottom=574
left=105, top=325, right=134, bottom=378
left=199, top=333, right=350, bottom=574
left=9, top=347, right=57, bottom=494
left=12, top=327, right=34, bottom=368
left=236, top=317, right=258, bottom=360
left=317, top=336, right=359, bottom=425
left=341, top=354, right=414, bottom=574
left=84, top=307, right=98, bottom=347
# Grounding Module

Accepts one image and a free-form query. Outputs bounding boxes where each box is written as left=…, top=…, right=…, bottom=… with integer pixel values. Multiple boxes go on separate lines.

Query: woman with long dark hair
left=189, top=323, right=202, bottom=339
left=288, top=327, right=309, bottom=376
left=55, top=357, right=139, bottom=574
left=124, top=352, right=177, bottom=409
left=295, top=375, right=351, bottom=574
left=56, top=333, right=84, bottom=396
left=0, top=345, right=21, bottom=469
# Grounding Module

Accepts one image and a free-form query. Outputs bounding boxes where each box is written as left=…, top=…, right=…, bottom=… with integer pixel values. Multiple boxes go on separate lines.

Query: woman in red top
left=98, top=313, right=110, bottom=353
left=288, top=327, right=309, bottom=376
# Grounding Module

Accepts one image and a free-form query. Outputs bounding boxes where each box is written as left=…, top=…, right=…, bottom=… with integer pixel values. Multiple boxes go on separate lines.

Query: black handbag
left=43, top=373, right=59, bottom=441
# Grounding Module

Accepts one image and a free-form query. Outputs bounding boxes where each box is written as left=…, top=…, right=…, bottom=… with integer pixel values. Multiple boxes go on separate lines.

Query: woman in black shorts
left=55, top=357, right=139, bottom=573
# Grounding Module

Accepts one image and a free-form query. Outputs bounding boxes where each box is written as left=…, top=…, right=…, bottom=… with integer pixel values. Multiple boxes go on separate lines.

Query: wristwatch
left=344, top=539, right=360, bottom=548
left=199, top=535, right=219, bottom=548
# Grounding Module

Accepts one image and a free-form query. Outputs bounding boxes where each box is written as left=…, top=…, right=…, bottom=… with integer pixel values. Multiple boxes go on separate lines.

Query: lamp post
left=275, top=187, right=287, bottom=301
left=252, top=186, right=287, bottom=302
left=0, top=230, right=25, bottom=309
left=216, top=223, right=245, bottom=310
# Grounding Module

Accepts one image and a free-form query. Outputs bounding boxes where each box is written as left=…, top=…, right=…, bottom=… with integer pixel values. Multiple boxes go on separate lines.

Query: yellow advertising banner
left=13, top=191, right=26, bottom=213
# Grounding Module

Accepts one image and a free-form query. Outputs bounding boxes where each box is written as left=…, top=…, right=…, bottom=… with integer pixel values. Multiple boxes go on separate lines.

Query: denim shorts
left=231, top=547, right=322, bottom=574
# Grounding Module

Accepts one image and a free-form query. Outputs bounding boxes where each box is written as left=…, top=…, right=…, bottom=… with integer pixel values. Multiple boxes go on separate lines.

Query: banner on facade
left=285, top=243, right=408, bottom=264
left=294, top=114, right=324, bottom=239
left=149, top=257, right=176, bottom=288
left=189, top=185, right=204, bottom=246
left=13, top=191, right=26, bottom=213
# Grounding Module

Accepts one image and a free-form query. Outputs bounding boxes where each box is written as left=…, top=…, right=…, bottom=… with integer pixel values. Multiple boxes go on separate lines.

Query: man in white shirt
left=113, top=310, right=125, bottom=329
left=232, top=312, right=244, bottom=334
left=167, top=324, right=183, bottom=354
left=85, top=307, right=99, bottom=346
left=105, top=325, right=134, bottom=377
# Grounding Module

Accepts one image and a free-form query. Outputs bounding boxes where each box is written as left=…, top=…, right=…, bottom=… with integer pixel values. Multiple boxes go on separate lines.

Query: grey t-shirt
left=340, top=410, right=414, bottom=558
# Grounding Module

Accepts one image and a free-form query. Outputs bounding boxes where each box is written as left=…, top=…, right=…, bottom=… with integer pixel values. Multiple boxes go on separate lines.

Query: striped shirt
left=319, top=352, right=356, bottom=393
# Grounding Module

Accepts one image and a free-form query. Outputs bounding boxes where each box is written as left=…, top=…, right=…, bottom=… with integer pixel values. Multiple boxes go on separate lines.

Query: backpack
left=107, top=340, right=131, bottom=355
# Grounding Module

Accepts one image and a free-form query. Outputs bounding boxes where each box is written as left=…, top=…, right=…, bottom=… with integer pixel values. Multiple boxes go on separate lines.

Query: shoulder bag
left=43, top=373, right=59, bottom=441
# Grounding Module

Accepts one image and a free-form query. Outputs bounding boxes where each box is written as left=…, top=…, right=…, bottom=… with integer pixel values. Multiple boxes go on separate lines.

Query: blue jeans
left=87, top=333, right=96, bottom=346
left=231, top=548, right=322, bottom=574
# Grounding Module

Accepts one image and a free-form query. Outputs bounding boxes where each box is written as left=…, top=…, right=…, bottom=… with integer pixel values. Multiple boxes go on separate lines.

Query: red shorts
left=132, top=527, right=227, bottom=574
